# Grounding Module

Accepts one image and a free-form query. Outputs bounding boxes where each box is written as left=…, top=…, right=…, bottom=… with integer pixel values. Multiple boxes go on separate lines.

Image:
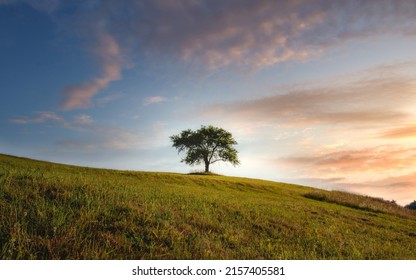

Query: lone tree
left=170, top=125, right=240, bottom=173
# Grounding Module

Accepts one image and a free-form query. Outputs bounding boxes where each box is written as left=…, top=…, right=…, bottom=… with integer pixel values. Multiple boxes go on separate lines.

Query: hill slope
left=0, top=154, right=415, bottom=259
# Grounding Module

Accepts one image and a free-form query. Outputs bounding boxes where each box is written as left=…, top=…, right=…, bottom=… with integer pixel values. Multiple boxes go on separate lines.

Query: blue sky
left=1, top=0, right=416, bottom=205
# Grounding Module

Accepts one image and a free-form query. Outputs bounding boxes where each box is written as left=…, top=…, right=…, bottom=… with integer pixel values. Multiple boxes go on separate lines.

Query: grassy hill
left=0, top=154, right=415, bottom=259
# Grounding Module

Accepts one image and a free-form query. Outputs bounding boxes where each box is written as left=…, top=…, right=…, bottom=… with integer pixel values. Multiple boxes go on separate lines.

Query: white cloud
left=143, top=96, right=168, bottom=106
left=11, top=112, right=94, bottom=129
left=11, top=111, right=63, bottom=125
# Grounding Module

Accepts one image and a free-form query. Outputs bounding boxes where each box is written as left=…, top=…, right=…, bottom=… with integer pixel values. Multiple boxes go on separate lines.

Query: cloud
left=370, top=173, right=416, bottom=191
left=295, top=174, right=416, bottom=206
left=56, top=127, right=141, bottom=151
left=203, top=62, right=416, bottom=126
left=11, top=111, right=143, bottom=151
left=281, top=146, right=416, bottom=175
left=11, top=111, right=63, bottom=124
left=278, top=148, right=416, bottom=205
left=379, top=123, right=416, bottom=139
left=11, top=111, right=93, bottom=129
left=61, top=32, right=123, bottom=110
left=0, top=1, right=124, bottom=110
left=143, top=96, right=168, bottom=106
left=115, top=0, right=416, bottom=69
left=96, top=126, right=143, bottom=150
left=6, top=1, right=416, bottom=110
left=58, top=125, right=144, bottom=151
left=335, top=173, right=416, bottom=206
left=43, top=0, right=416, bottom=75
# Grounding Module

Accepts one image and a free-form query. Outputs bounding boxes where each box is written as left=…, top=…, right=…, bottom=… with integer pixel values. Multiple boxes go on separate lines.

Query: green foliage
left=170, top=125, right=240, bottom=172
left=1, top=154, right=416, bottom=260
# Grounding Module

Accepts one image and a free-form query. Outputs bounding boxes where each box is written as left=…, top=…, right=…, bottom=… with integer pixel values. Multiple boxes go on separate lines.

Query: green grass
left=0, top=154, right=415, bottom=259
left=304, top=190, right=416, bottom=219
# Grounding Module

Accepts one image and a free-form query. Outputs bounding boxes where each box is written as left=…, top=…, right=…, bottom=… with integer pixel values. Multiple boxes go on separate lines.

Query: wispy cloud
left=94, top=126, right=143, bottom=150
left=11, top=111, right=92, bottom=129
left=117, top=0, right=416, bottom=69
left=31, top=0, right=416, bottom=75
left=335, top=173, right=416, bottom=206
left=143, top=96, right=168, bottom=106
left=5, top=0, right=416, bottom=111
left=281, top=146, right=416, bottom=175
left=11, top=111, right=63, bottom=125
left=61, top=32, right=123, bottom=110
left=55, top=125, right=143, bottom=151
left=203, top=62, right=416, bottom=127
left=379, top=123, right=416, bottom=139
left=11, top=111, right=143, bottom=151
left=292, top=174, right=416, bottom=206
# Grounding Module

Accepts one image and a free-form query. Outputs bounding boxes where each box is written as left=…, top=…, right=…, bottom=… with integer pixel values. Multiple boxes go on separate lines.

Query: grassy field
left=0, top=154, right=415, bottom=260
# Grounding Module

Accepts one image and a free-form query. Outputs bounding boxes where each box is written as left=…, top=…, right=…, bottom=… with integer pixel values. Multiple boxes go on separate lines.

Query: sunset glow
left=1, top=0, right=416, bottom=205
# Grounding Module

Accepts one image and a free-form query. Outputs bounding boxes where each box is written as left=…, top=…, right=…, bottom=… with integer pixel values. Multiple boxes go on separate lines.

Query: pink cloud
left=9, top=0, right=415, bottom=112
left=61, top=32, right=122, bottom=110
left=52, top=0, right=416, bottom=73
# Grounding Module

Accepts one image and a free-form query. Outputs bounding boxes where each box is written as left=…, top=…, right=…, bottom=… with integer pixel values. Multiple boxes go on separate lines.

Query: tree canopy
left=170, top=125, right=240, bottom=173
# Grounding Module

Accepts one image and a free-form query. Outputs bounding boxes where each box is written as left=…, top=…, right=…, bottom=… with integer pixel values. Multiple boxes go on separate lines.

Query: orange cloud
left=284, top=173, right=416, bottom=206
left=379, top=123, right=416, bottom=139
left=61, top=32, right=122, bottom=110
left=281, top=146, right=416, bottom=175
left=203, top=63, right=416, bottom=126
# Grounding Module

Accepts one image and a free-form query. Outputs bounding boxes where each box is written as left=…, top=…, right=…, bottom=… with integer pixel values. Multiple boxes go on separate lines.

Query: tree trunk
left=204, top=157, right=209, bottom=172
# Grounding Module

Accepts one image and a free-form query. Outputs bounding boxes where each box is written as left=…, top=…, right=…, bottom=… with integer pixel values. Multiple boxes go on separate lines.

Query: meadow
left=0, top=154, right=415, bottom=259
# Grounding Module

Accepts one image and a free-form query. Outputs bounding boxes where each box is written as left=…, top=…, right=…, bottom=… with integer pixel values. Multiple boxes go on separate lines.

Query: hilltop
left=0, top=154, right=415, bottom=259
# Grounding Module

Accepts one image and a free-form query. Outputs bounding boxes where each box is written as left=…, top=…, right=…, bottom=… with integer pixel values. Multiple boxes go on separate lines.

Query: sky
left=1, top=0, right=416, bottom=206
